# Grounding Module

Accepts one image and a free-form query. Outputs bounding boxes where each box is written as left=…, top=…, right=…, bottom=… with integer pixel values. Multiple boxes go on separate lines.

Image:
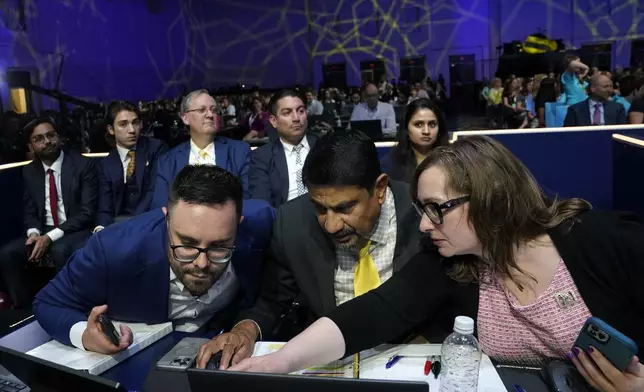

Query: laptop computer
left=188, top=368, right=428, bottom=392
left=0, top=345, right=126, bottom=392
left=350, top=120, right=384, bottom=140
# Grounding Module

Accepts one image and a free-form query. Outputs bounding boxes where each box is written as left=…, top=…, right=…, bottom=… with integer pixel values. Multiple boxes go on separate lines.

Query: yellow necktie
left=354, top=240, right=381, bottom=297
left=199, top=150, right=209, bottom=163
left=125, top=150, right=136, bottom=180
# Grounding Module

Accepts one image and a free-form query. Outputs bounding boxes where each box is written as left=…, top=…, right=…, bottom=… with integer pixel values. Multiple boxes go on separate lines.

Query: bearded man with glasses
left=34, top=165, right=274, bottom=355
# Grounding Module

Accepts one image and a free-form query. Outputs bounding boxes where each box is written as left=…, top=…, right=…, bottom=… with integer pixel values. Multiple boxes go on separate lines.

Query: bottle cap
left=453, top=316, right=475, bottom=334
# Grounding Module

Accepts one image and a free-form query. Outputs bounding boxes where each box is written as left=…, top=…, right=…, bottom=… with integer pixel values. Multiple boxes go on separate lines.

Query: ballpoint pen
left=385, top=355, right=403, bottom=369
left=514, top=384, right=527, bottom=392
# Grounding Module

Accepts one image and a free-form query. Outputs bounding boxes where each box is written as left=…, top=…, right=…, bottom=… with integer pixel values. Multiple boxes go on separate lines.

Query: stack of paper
left=253, top=342, right=508, bottom=391
left=26, top=321, right=173, bottom=375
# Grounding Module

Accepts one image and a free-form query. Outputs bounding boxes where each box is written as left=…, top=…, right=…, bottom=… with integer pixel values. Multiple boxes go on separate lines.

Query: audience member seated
left=305, top=89, right=324, bottom=116
left=350, top=83, right=397, bottom=136
left=195, top=131, right=424, bottom=370
left=33, top=165, right=274, bottom=353
left=564, top=74, right=627, bottom=127
left=523, top=78, right=539, bottom=128
left=534, top=77, right=559, bottom=127
left=249, top=89, right=318, bottom=208
left=382, top=99, right=448, bottom=182
left=502, top=77, right=527, bottom=129
left=486, top=78, right=504, bottom=128
left=152, top=89, right=251, bottom=208
left=630, top=96, right=644, bottom=124
left=230, top=136, right=644, bottom=392
left=242, top=97, right=270, bottom=141
left=0, top=117, right=97, bottom=309
left=94, top=101, right=168, bottom=232
left=561, top=54, right=589, bottom=106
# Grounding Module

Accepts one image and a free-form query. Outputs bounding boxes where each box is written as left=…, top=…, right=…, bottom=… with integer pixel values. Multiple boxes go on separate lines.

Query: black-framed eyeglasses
left=169, top=244, right=235, bottom=264
left=412, top=195, right=470, bottom=225
left=167, top=227, right=235, bottom=264
left=185, top=106, right=217, bottom=115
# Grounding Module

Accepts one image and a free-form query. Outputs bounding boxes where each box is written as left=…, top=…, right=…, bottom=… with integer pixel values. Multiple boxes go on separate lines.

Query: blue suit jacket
left=96, top=137, right=168, bottom=227
left=151, top=137, right=250, bottom=209
left=33, top=199, right=275, bottom=347
left=248, top=134, right=318, bottom=208
left=563, top=98, right=628, bottom=127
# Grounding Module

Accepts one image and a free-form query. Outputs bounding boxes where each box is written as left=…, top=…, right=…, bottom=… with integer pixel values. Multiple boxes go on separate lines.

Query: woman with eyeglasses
left=229, top=136, right=644, bottom=392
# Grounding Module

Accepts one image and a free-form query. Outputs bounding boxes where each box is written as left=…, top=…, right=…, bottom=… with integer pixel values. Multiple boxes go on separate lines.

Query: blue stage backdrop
left=0, top=0, right=642, bottom=103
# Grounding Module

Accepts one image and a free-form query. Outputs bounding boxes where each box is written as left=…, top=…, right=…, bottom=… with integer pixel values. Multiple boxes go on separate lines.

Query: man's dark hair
left=302, top=131, right=382, bottom=192
left=168, top=165, right=243, bottom=216
left=23, top=116, right=57, bottom=145
left=105, top=100, right=140, bottom=128
left=268, top=89, right=305, bottom=115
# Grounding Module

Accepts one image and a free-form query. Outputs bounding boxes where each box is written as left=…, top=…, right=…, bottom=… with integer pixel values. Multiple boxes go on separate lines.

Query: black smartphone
left=97, top=314, right=120, bottom=346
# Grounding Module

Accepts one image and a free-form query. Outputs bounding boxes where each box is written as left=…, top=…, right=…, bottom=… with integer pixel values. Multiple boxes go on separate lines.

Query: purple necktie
left=593, top=103, right=602, bottom=125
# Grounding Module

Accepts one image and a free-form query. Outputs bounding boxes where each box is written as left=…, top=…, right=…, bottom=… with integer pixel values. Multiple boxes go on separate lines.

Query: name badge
left=554, top=291, right=578, bottom=309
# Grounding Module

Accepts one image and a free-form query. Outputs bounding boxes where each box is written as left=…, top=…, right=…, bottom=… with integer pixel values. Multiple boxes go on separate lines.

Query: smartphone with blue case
left=573, top=317, right=638, bottom=371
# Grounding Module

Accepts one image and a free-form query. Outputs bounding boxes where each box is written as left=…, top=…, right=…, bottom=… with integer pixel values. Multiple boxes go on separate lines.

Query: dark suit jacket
left=249, top=134, right=318, bottom=208
left=563, top=99, right=627, bottom=127
left=237, top=181, right=421, bottom=339
left=381, top=151, right=415, bottom=183
left=96, top=137, right=168, bottom=227
left=33, top=200, right=275, bottom=347
left=151, top=137, right=251, bottom=209
left=23, top=150, right=98, bottom=234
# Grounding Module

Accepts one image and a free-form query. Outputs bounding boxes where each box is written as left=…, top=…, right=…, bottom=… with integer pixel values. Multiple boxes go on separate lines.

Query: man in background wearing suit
left=197, top=131, right=422, bottom=369
left=564, top=73, right=628, bottom=127
left=94, top=101, right=168, bottom=232
left=0, top=117, right=97, bottom=308
left=152, top=89, right=251, bottom=209
left=34, top=165, right=274, bottom=354
left=249, top=89, right=318, bottom=208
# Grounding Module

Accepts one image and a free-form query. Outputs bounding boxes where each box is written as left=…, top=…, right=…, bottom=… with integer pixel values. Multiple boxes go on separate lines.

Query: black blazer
left=23, top=150, right=98, bottom=234
left=248, top=133, right=319, bottom=208
left=96, top=137, right=168, bottom=227
left=237, top=181, right=421, bottom=338
left=563, top=99, right=627, bottom=127
left=328, top=211, right=644, bottom=361
left=381, top=151, right=416, bottom=183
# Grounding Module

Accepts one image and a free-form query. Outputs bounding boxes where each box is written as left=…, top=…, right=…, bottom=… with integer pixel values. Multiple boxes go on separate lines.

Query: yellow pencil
left=353, top=353, right=360, bottom=379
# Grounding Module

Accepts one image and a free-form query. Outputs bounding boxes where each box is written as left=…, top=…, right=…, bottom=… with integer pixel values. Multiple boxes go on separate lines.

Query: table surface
left=98, top=331, right=551, bottom=392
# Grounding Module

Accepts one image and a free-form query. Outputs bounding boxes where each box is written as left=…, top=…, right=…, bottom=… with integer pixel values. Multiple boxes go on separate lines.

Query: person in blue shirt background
left=561, top=54, right=589, bottom=106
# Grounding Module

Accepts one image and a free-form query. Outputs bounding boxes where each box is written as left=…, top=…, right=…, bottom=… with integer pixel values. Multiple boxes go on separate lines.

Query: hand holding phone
left=573, top=317, right=638, bottom=372
left=570, top=317, right=644, bottom=392
left=97, top=314, right=120, bottom=347
left=81, top=305, right=133, bottom=355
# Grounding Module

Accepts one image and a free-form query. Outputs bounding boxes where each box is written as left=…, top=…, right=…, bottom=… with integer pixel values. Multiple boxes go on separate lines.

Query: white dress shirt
left=188, top=140, right=216, bottom=166
left=27, top=151, right=67, bottom=242
left=281, top=137, right=310, bottom=201
left=116, top=144, right=135, bottom=183
left=69, top=263, right=239, bottom=350
left=350, top=102, right=397, bottom=135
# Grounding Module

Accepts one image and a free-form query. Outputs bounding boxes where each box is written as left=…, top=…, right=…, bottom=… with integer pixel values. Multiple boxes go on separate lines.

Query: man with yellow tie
left=94, top=101, right=168, bottom=232
left=196, top=131, right=423, bottom=370
left=151, top=89, right=251, bottom=209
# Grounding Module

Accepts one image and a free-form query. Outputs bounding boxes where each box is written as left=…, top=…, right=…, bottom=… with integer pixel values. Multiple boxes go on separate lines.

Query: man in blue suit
left=564, top=73, right=628, bottom=127
left=94, top=101, right=168, bottom=232
left=249, top=89, right=318, bottom=208
left=33, top=165, right=274, bottom=354
left=151, top=89, right=251, bottom=209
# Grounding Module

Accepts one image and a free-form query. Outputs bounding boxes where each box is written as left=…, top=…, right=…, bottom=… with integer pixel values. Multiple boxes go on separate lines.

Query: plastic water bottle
left=439, top=316, right=482, bottom=392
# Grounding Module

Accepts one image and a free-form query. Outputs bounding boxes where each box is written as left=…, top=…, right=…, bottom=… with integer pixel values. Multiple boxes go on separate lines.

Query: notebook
left=252, top=342, right=508, bottom=390
left=26, top=322, right=173, bottom=375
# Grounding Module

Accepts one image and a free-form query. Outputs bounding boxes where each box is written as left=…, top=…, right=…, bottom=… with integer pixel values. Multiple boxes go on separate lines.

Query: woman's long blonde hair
left=411, top=136, right=592, bottom=284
